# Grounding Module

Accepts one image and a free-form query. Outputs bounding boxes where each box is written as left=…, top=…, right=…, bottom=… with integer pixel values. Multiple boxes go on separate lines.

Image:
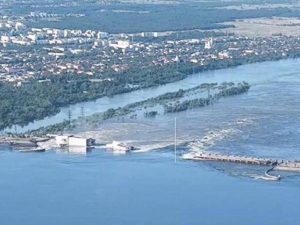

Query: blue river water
left=2, top=59, right=300, bottom=224
left=1, top=149, right=300, bottom=225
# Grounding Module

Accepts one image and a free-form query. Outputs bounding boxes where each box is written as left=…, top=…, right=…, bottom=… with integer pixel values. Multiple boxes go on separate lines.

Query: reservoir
left=2, top=58, right=300, bottom=224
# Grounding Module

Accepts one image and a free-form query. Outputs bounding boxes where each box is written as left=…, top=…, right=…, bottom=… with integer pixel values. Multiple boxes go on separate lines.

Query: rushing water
left=2, top=59, right=300, bottom=224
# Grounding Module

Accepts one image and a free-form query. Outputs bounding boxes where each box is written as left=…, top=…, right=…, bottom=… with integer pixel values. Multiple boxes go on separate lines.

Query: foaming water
left=74, top=70, right=300, bottom=180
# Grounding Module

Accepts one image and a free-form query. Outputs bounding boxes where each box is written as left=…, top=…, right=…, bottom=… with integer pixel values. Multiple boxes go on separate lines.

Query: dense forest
left=0, top=76, right=133, bottom=130
left=10, top=1, right=300, bottom=33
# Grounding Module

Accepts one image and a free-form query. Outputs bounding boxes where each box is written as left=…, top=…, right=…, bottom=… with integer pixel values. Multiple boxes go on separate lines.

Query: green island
left=164, top=82, right=250, bottom=113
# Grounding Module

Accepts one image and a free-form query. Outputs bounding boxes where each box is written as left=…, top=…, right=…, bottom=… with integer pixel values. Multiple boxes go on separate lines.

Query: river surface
left=2, top=59, right=300, bottom=224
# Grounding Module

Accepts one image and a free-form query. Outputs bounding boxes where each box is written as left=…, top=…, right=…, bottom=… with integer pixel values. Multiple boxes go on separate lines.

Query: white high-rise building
left=204, top=37, right=213, bottom=49
left=97, top=31, right=108, bottom=39
left=141, top=32, right=158, bottom=38
left=63, top=29, right=70, bottom=38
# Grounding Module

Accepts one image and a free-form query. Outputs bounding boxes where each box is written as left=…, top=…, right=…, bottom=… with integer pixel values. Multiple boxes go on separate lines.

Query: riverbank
left=4, top=57, right=300, bottom=134
left=2, top=53, right=300, bottom=132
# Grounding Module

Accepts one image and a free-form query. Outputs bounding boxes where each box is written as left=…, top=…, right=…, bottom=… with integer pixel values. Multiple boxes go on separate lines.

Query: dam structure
left=182, top=152, right=279, bottom=166
left=182, top=152, right=300, bottom=180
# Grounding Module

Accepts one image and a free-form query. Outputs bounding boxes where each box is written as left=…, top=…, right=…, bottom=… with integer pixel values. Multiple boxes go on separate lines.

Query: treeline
left=1, top=63, right=181, bottom=130
left=144, top=111, right=158, bottom=118
left=164, top=82, right=250, bottom=113
left=2, top=43, right=299, bottom=131
left=0, top=78, right=134, bottom=130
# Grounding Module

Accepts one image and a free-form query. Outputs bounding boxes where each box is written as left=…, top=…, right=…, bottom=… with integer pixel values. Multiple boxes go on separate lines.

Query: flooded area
left=77, top=64, right=300, bottom=162
left=2, top=59, right=300, bottom=224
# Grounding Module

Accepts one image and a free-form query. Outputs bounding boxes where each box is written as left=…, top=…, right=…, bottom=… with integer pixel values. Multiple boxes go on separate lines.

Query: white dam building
left=49, top=135, right=95, bottom=148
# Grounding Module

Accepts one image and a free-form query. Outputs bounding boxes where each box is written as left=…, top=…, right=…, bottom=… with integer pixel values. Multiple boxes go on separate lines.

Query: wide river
left=2, top=59, right=300, bottom=224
